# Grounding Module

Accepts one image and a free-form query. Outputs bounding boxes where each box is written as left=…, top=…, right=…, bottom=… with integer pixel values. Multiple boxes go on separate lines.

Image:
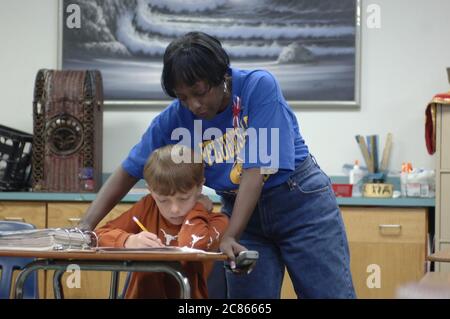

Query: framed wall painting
left=59, top=0, right=361, bottom=108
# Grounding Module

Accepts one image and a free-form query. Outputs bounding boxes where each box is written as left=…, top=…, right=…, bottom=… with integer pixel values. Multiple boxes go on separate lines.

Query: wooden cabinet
left=0, top=202, right=46, bottom=228
left=435, top=104, right=450, bottom=272
left=342, top=207, right=427, bottom=298
left=280, top=206, right=428, bottom=299
left=45, top=203, right=133, bottom=299
left=0, top=202, right=47, bottom=298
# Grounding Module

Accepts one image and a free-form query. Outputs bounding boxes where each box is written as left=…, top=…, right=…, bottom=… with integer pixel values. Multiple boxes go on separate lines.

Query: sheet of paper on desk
left=96, top=246, right=223, bottom=255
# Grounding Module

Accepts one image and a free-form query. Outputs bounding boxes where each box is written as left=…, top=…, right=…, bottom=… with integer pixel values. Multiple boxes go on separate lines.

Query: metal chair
left=0, top=221, right=39, bottom=299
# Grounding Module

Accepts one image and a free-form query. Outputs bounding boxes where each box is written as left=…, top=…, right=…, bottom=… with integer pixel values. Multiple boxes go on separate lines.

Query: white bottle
left=400, top=163, right=408, bottom=197
left=349, top=160, right=364, bottom=197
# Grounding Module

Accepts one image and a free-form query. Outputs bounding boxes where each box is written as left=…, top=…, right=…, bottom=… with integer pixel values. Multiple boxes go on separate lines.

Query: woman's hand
left=197, top=194, right=213, bottom=212
left=124, top=232, right=164, bottom=248
left=220, top=235, right=247, bottom=269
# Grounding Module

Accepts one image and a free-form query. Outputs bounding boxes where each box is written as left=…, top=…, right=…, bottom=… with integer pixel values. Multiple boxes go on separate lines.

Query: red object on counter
left=332, top=184, right=353, bottom=197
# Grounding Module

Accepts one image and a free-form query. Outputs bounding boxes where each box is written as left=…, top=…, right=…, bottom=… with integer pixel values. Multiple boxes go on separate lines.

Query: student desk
left=0, top=249, right=227, bottom=299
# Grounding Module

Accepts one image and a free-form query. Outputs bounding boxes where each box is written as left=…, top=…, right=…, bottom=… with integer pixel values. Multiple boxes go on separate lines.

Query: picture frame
left=59, top=0, right=361, bottom=108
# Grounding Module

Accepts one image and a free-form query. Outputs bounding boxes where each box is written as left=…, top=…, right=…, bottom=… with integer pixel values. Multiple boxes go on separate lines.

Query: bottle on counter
left=350, top=160, right=364, bottom=197
left=400, top=163, right=408, bottom=197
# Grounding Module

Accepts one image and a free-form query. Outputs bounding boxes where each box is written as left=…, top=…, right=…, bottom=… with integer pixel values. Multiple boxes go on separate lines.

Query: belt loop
left=287, top=178, right=297, bottom=191
left=287, top=179, right=293, bottom=190
left=310, top=154, right=320, bottom=168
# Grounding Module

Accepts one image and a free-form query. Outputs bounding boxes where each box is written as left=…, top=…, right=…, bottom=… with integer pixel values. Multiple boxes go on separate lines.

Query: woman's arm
left=79, top=166, right=138, bottom=230
left=219, top=167, right=264, bottom=262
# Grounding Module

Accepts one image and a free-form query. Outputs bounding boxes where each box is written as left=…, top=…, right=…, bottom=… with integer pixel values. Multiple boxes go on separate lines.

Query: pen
left=132, top=216, right=149, bottom=232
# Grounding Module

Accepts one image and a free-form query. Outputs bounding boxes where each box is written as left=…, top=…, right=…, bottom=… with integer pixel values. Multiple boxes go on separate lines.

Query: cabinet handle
left=378, top=224, right=402, bottom=235
left=4, top=217, right=25, bottom=222
left=67, top=217, right=81, bottom=224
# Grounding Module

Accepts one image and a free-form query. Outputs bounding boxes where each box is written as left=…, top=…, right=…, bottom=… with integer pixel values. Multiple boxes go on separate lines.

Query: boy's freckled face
left=151, top=186, right=202, bottom=225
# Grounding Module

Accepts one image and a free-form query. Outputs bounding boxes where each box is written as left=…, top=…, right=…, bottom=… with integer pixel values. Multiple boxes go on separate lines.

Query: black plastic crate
left=0, top=124, right=33, bottom=191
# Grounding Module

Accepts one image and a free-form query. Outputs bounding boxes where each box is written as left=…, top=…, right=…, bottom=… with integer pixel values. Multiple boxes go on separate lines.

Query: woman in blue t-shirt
left=81, top=32, right=355, bottom=299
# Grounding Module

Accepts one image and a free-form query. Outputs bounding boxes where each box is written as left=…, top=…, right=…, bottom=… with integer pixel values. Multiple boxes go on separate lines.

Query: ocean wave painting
left=62, top=0, right=360, bottom=105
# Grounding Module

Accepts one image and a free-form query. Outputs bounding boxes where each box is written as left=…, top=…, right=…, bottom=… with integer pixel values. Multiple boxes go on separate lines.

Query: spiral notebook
left=0, top=228, right=97, bottom=251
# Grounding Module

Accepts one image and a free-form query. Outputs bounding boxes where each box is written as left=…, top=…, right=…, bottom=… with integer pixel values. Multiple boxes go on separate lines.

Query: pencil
left=132, top=216, right=148, bottom=232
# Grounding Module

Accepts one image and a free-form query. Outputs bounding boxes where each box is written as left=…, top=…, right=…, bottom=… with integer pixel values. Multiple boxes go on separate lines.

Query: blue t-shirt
left=122, top=67, right=309, bottom=191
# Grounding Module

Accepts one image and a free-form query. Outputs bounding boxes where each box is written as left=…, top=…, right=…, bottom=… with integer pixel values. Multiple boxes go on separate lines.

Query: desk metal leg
left=53, top=269, right=65, bottom=299
left=15, top=260, right=47, bottom=299
left=109, top=271, right=119, bottom=299
left=158, top=265, right=191, bottom=298
left=15, top=259, right=192, bottom=299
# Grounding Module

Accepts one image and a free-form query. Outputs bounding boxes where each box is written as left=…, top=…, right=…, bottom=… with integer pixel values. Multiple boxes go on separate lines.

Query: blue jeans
left=218, top=154, right=356, bottom=299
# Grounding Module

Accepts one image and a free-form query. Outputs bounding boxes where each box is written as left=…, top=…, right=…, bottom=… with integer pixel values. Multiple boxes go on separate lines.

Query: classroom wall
left=1, top=0, right=449, bottom=176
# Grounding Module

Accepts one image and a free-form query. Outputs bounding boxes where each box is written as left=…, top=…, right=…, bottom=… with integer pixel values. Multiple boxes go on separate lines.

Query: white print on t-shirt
left=213, top=227, right=220, bottom=240
left=184, top=219, right=194, bottom=226
left=206, top=236, right=213, bottom=249
left=190, top=234, right=205, bottom=248
left=160, top=228, right=178, bottom=245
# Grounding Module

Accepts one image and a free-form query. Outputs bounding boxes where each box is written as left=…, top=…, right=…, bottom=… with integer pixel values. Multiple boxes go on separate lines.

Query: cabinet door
left=0, top=202, right=47, bottom=298
left=46, top=203, right=133, bottom=299
left=0, top=201, right=46, bottom=228
left=439, top=174, right=450, bottom=243
left=436, top=105, right=450, bottom=271
left=440, top=106, right=450, bottom=170
left=341, top=207, right=427, bottom=298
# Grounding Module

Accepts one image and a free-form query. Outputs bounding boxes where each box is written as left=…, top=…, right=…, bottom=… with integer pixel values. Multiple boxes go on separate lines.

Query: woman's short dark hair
left=161, top=32, right=230, bottom=98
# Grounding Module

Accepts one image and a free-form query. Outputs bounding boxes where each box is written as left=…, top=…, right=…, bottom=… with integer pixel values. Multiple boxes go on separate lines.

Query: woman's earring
left=223, top=80, right=228, bottom=94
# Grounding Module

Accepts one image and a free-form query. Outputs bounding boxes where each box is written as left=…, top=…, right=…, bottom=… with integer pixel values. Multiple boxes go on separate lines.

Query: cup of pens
left=354, top=133, right=394, bottom=198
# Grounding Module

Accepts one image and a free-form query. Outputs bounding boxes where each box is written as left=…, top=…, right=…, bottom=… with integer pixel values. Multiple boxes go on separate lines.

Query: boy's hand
left=197, top=194, right=213, bottom=212
left=124, top=231, right=164, bottom=248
